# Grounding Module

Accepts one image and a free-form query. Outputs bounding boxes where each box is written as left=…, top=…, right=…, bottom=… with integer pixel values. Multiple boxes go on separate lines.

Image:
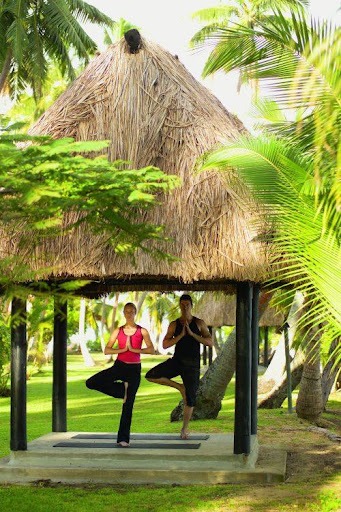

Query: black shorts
left=145, top=358, right=200, bottom=407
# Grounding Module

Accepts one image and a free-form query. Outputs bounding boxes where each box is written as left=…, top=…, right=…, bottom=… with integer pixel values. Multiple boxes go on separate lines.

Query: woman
left=86, top=302, right=154, bottom=447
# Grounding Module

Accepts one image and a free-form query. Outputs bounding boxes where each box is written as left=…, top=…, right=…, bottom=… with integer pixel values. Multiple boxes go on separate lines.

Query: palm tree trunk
left=0, top=48, right=12, bottom=94
left=109, top=292, right=120, bottom=334
left=211, top=327, right=221, bottom=354
left=99, top=296, right=112, bottom=363
left=296, top=328, right=323, bottom=421
left=258, top=291, right=304, bottom=394
left=136, top=291, right=148, bottom=316
left=321, top=338, right=340, bottom=409
left=79, top=298, right=95, bottom=367
left=258, top=351, right=305, bottom=408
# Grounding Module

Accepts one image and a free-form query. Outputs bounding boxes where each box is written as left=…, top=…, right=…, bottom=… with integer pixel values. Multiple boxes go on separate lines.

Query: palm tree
left=197, top=8, right=340, bottom=419
left=0, top=0, right=114, bottom=101
left=78, top=297, right=95, bottom=367
left=295, top=323, right=323, bottom=420
left=103, top=18, right=139, bottom=45
left=142, top=293, right=176, bottom=353
left=5, top=63, right=69, bottom=121
left=191, top=0, right=308, bottom=90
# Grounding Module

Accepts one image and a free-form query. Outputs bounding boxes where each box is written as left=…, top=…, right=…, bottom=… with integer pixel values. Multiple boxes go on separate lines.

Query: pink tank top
left=116, top=325, right=143, bottom=364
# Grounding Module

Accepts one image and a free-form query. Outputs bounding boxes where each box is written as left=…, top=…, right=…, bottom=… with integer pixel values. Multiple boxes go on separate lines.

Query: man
left=145, top=294, right=212, bottom=439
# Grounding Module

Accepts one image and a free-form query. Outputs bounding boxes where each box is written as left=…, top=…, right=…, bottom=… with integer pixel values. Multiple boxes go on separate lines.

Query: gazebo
left=3, top=33, right=277, bottom=483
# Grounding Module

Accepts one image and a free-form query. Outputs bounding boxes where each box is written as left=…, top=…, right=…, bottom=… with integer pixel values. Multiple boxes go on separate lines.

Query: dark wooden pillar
left=208, top=346, right=213, bottom=365
left=10, top=297, right=27, bottom=451
left=52, top=297, right=68, bottom=432
left=251, top=285, right=260, bottom=435
left=208, top=326, right=213, bottom=365
left=234, top=282, right=252, bottom=455
left=203, top=345, right=207, bottom=365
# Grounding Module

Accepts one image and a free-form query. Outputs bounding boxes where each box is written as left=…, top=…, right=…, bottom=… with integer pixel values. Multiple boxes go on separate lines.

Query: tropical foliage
left=0, top=0, right=114, bottom=100
left=5, top=64, right=70, bottom=121
left=0, top=122, right=178, bottom=290
left=194, top=7, right=340, bottom=363
left=103, top=18, right=140, bottom=45
left=191, top=0, right=309, bottom=89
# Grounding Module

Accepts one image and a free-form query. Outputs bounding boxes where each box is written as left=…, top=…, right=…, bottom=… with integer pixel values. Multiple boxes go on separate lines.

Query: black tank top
left=173, top=317, right=201, bottom=368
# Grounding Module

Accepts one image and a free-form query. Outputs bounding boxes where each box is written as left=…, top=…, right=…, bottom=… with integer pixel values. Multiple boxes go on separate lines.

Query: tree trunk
left=258, top=291, right=304, bottom=394
left=136, top=291, right=148, bottom=315
left=0, top=49, right=12, bottom=94
left=79, top=298, right=95, bottom=367
left=211, top=327, right=221, bottom=354
left=258, top=357, right=304, bottom=408
left=99, top=296, right=107, bottom=352
left=296, top=331, right=323, bottom=421
left=321, top=338, right=339, bottom=410
left=99, top=296, right=112, bottom=363
left=170, top=291, right=272, bottom=421
left=109, top=292, right=120, bottom=334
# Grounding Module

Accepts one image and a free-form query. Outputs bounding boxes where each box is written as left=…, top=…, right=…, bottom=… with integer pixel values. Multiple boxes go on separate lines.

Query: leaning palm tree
left=0, top=0, right=114, bottom=101
left=198, top=8, right=341, bottom=419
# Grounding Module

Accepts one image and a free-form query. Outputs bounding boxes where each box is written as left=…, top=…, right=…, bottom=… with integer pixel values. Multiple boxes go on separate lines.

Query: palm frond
left=200, top=135, right=341, bottom=353
left=66, top=0, right=114, bottom=26
left=192, top=5, right=239, bottom=23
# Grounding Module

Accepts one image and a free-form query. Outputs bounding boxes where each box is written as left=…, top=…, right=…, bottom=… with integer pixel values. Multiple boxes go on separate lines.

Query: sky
left=82, top=0, right=341, bottom=129
left=1, top=0, right=339, bottom=123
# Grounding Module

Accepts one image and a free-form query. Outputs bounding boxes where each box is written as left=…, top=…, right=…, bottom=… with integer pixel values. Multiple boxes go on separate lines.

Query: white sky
left=83, top=0, right=341, bottom=129
left=1, top=1, right=339, bottom=122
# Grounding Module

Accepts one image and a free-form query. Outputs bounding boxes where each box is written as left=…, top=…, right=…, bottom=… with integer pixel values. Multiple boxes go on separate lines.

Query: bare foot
left=180, top=429, right=189, bottom=440
left=123, top=382, right=128, bottom=404
left=178, top=383, right=187, bottom=405
left=117, top=441, right=130, bottom=447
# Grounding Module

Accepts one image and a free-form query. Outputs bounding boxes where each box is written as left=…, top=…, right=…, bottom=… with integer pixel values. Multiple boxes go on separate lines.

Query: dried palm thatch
left=194, top=293, right=285, bottom=327
left=2, top=35, right=271, bottom=290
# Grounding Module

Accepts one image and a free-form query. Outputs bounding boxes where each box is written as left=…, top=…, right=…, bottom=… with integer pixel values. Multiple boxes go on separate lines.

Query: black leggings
left=145, top=358, right=200, bottom=407
left=86, top=359, right=141, bottom=443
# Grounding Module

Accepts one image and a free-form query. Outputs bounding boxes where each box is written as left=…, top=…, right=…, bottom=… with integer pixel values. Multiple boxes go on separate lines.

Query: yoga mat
left=72, top=434, right=209, bottom=441
left=53, top=441, right=201, bottom=449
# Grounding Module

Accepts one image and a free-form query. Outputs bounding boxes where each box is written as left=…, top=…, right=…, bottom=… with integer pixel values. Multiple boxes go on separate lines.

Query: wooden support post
left=202, top=345, right=207, bottom=365
left=208, top=326, right=213, bottom=365
left=52, top=297, right=68, bottom=432
left=234, top=282, right=252, bottom=455
left=208, top=346, right=213, bottom=366
left=251, top=285, right=260, bottom=435
left=10, top=297, right=27, bottom=451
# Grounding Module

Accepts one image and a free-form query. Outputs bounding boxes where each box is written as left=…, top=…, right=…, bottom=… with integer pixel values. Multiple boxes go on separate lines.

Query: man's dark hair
left=179, top=294, right=193, bottom=305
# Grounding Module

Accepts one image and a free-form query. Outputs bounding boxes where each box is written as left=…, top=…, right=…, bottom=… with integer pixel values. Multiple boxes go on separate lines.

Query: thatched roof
left=3, top=35, right=271, bottom=292
left=194, top=293, right=285, bottom=327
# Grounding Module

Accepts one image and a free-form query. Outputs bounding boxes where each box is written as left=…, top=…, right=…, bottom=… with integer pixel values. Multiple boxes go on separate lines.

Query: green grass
left=0, top=354, right=340, bottom=512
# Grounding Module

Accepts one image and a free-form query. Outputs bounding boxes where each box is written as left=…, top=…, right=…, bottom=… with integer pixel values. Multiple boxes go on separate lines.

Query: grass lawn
left=0, top=353, right=340, bottom=512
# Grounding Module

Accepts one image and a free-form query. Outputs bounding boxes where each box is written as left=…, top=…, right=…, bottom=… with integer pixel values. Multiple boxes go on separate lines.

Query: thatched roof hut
left=194, top=293, right=284, bottom=327
left=5, top=34, right=271, bottom=293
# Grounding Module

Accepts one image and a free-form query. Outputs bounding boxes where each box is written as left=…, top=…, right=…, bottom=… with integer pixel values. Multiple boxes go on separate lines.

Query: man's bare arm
left=163, top=321, right=185, bottom=349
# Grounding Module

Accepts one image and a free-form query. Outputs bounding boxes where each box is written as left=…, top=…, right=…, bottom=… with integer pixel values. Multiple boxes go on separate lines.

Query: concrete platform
left=0, top=432, right=287, bottom=485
